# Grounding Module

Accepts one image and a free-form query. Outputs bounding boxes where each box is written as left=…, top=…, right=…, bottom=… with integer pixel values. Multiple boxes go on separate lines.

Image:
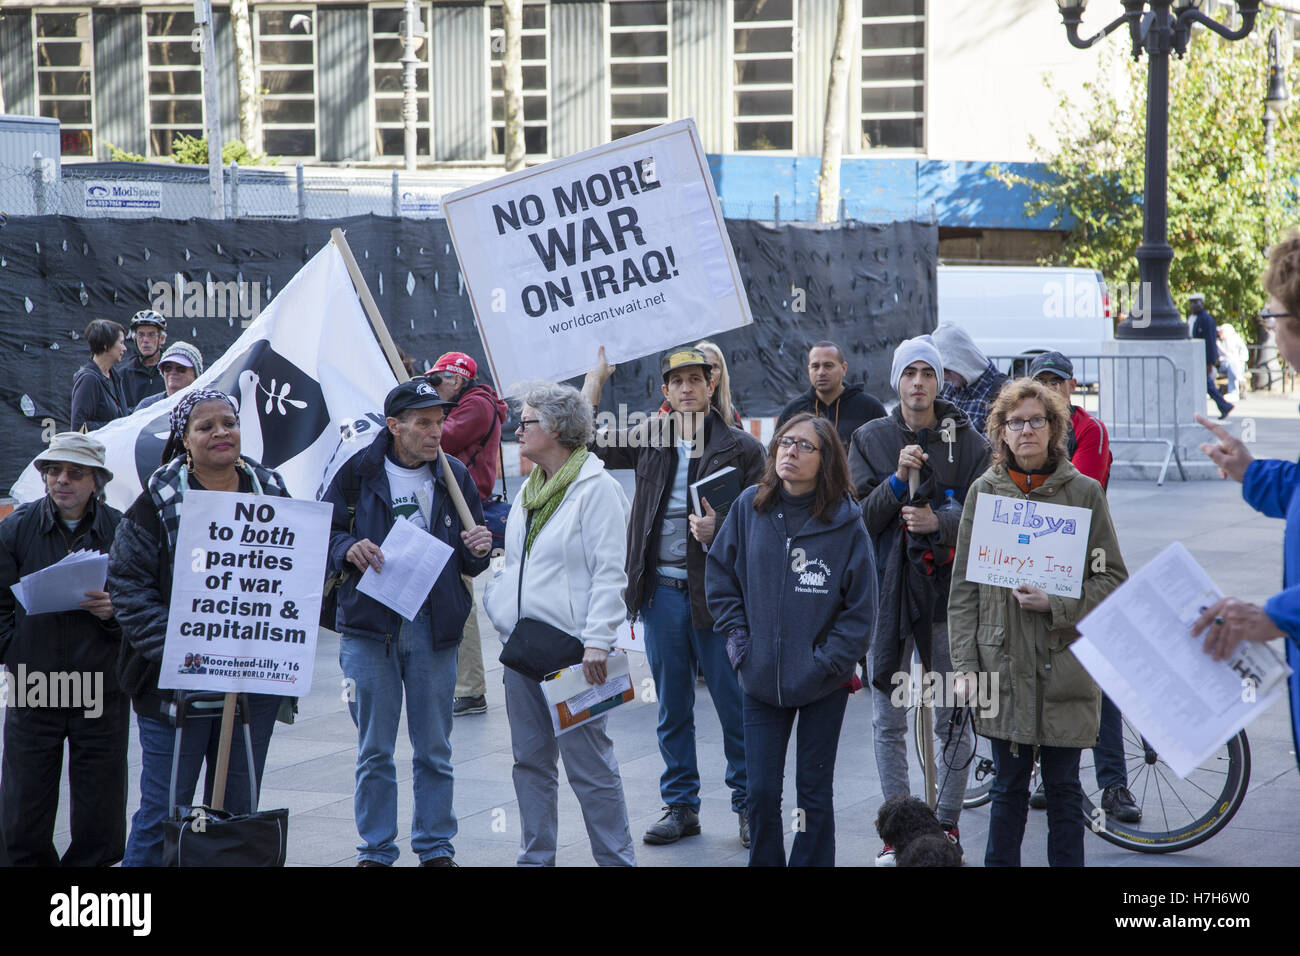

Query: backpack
left=319, top=454, right=363, bottom=631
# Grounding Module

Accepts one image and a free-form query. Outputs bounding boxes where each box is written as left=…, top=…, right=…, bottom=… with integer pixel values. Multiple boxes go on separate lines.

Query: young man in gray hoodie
left=847, top=335, right=991, bottom=865
left=931, top=323, right=1009, bottom=437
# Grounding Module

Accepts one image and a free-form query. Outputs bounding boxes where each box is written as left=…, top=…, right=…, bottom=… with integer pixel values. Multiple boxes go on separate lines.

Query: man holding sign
left=948, top=378, right=1128, bottom=867
left=323, top=379, right=491, bottom=867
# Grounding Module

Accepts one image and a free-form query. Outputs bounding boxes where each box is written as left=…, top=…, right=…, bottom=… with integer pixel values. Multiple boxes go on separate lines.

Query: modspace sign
left=442, top=119, right=752, bottom=389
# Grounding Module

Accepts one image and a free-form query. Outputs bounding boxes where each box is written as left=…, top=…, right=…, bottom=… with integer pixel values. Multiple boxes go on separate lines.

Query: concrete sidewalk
left=14, top=392, right=1300, bottom=866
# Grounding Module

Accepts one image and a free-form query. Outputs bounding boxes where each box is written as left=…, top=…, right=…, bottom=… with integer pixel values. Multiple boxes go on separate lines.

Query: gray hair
left=515, top=380, right=593, bottom=450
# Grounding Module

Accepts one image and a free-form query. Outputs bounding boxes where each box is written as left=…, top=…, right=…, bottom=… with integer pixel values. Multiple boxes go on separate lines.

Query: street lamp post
left=1264, top=27, right=1290, bottom=172
left=401, top=0, right=425, bottom=173
left=1056, top=0, right=1261, bottom=339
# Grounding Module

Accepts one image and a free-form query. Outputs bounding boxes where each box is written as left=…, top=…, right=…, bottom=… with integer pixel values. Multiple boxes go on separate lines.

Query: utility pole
left=195, top=0, right=224, bottom=218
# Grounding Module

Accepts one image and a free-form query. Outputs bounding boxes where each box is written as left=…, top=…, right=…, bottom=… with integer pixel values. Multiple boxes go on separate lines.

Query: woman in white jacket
left=484, top=381, right=637, bottom=866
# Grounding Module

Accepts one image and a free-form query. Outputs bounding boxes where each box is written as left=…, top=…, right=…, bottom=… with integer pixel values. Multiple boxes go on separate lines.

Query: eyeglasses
left=1005, top=416, right=1048, bottom=432
left=1036, top=374, right=1066, bottom=387
left=777, top=436, right=819, bottom=454
left=43, top=464, right=88, bottom=481
left=516, top=419, right=541, bottom=432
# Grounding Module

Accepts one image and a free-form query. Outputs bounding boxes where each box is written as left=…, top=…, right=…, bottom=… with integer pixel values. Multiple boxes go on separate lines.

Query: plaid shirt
left=938, top=361, right=1007, bottom=436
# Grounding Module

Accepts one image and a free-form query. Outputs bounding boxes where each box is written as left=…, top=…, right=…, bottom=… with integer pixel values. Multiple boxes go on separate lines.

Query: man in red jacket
left=1028, top=352, right=1138, bottom=823
left=426, top=352, right=508, bottom=716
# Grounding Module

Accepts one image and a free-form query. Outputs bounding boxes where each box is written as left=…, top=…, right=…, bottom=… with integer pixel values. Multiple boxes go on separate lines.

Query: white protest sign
left=964, top=493, right=1092, bottom=598
left=443, top=119, right=752, bottom=389
left=158, top=491, right=332, bottom=696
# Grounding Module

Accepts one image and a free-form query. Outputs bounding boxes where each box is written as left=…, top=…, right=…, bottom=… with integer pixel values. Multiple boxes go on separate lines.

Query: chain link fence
left=0, top=158, right=492, bottom=221
left=0, top=159, right=923, bottom=225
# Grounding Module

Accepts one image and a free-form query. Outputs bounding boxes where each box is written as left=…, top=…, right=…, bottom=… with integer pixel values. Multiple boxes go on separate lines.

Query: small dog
left=875, top=795, right=961, bottom=867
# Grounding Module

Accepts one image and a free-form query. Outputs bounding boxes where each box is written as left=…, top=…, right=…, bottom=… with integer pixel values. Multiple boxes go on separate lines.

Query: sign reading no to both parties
left=443, top=119, right=753, bottom=389
left=158, top=491, right=332, bottom=696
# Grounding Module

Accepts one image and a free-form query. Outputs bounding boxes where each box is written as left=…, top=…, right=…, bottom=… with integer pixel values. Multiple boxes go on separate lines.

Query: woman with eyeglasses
left=705, top=412, right=877, bottom=866
left=483, top=381, right=637, bottom=866
left=948, top=378, right=1128, bottom=867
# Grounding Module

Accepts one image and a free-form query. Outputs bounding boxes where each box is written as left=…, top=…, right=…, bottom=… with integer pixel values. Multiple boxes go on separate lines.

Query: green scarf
left=520, top=446, right=588, bottom=556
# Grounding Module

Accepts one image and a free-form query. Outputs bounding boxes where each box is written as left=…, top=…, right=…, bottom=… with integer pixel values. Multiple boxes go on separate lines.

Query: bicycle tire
left=1080, top=724, right=1250, bottom=854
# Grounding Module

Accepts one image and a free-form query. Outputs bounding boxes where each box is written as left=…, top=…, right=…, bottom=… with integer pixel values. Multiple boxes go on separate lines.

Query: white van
left=936, top=265, right=1113, bottom=383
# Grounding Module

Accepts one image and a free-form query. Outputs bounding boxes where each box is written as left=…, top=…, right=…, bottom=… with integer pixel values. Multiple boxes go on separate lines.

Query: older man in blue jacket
left=324, top=379, right=492, bottom=867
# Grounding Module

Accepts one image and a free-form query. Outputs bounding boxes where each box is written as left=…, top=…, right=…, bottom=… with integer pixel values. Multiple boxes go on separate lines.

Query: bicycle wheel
left=910, top=707, right=994, bottom=810
left=1079, top=717, right=1250, bottom=853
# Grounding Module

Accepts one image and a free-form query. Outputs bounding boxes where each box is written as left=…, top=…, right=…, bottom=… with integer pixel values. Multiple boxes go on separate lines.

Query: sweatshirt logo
left=790, top=548, right=831, bottom=593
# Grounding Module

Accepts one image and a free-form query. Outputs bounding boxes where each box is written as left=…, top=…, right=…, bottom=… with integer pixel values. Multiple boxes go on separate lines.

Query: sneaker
left=738, top=810, right=750, bottom=849
left=1101, top=784, right=1142, bottom=824
left=943, top=825, right=965, bottom=865
left=874, top=844, right=896, bottom=867
left=1220, top=403, right=1234, bottom=420
left=642, top=805, right=701, bottom=845
left=453, top=695, right=487, bottom=716
left=1029, top=783, right=1047, bottom=810
left=356, top=859, right=390, bottom=867
left=419, top=856, right=458, bottom=867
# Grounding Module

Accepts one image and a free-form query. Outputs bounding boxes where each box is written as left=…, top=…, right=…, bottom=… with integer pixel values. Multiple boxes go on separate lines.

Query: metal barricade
left=988, top=354, right=1187, bottom=486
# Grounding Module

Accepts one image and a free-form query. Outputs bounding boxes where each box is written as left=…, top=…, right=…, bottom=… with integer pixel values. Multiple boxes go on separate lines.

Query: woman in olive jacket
left=948, top=378, right=1127, bottom=868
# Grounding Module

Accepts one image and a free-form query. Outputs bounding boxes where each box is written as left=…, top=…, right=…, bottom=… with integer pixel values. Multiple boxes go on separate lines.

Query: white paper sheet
left=1074, top=542, right=1290, bottom=778
left=356, top=517, right=455, bottom=622
left=11, top=549, right=108, bottom=615
left=540, top=651, right=633, bottom=736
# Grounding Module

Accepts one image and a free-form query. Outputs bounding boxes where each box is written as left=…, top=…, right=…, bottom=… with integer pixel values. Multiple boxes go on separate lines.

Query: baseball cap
left=159, top=340, right=203, bottom=375
left=384, top=379, right=457, bottom=418
left=1028, top=351, right=1074, bottom=380
left=660, top=347, right=712, bottom=382
left=33, top=432, right=114, bottom=482
left=431, top=352, right=477, bottom=379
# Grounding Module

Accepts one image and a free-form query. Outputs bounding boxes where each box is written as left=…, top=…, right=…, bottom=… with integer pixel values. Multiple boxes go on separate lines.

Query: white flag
left=11, top=240, right=400, bottom=511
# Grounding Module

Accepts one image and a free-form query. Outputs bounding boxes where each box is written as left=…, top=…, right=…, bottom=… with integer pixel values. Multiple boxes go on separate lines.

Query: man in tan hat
left=0, top=433, right=128, bottom=866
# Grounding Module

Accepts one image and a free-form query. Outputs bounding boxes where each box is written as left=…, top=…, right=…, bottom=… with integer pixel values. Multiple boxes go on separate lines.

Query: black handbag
left=498, top=512, right=584, bottom=682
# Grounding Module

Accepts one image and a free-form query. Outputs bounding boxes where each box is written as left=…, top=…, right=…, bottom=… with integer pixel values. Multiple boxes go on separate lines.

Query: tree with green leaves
left=997, top=10, right=1300, bottom=340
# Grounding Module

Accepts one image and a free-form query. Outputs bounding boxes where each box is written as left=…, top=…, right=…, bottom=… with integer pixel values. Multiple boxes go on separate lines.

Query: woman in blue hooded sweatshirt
left=706, top=412, right=877, bottom=866
left=1195, top=231, right=1300, bottom=769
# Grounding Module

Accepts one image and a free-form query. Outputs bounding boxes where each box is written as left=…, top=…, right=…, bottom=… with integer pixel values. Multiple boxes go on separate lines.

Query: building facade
left=0, top=0, right=1292, bottom=248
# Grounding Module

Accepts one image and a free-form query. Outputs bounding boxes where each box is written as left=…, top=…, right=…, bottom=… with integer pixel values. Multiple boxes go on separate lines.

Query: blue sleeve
left=1242, top=458, right=1300, bottom=520
left=1264, top=590, right=1300, bottom=649
left=887, top=474, right=908, bottom=500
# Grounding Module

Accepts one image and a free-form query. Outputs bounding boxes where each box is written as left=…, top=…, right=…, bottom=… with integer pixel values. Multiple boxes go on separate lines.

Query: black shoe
left=642, top=805, right=701, bottom=845
left=1101, top=784, right=1142, bottom=823
left=453, top=695, right=487, bottom=716
left=1220, top=403, right=1235, bottom=420
left=356, top=859, right=390, bottom=867
left=420, top=856, right=458, bottom=867
left=1029, top=783, right=1046, bottom=810
left=738, top=810, right=750, bottom=849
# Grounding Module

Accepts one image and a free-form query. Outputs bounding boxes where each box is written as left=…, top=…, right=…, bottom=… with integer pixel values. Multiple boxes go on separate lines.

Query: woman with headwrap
left=108, top=388, right=293, bottom=866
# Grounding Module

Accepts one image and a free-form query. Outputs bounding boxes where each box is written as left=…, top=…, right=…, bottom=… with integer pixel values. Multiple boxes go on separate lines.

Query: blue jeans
left=743, top=687, right=848, bottom=867
left=987, top=738, right=1084, bottom=867
left=639, top=582, right=747, bottom=813
left=339, top=612, right=458, bottom=865
left=1093, top=693, right=1126, bottom=790
left=122, top=693, right=279, bottom=867
left=1207, top=369, right=1233, bottom=415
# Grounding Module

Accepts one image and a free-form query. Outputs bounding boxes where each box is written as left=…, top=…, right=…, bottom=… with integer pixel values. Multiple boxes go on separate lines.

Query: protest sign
left=443, top=119, right=752, bottom=389
left=158, top=491, right=332, bottom=696
left=964, top=493, right=1093, bottom=598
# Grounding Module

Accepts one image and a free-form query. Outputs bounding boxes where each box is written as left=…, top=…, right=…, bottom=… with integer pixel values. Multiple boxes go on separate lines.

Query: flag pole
left=329, top=228, right=481, bottom=541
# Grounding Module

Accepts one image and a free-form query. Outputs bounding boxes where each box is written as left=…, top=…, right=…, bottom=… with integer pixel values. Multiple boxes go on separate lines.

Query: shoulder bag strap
left=516, top=510, right=534, bottom=620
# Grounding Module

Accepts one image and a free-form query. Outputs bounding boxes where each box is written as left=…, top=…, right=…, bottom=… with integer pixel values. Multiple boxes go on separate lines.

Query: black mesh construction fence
left=0, top=214, right=935, bottom=488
